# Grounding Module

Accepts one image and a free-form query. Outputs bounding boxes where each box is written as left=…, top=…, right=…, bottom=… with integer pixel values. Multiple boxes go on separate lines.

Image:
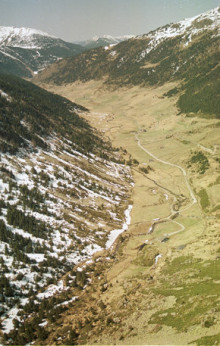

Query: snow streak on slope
left=136, top=6, right=220, bottom=60
left=0, top=134, right=133, bottom=335
left=106, top=205, right=132, bottom=249
left=0, top=89, right=12, bottom=102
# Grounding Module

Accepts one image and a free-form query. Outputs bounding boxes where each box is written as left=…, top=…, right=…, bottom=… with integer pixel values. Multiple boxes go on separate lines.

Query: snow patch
left=83, top=243, right=103, bottom=256
left=148, top=225, right=153, bottom=233
left=2, top=307, right=19, bottom=334
left=37, top=280, right=65, bottom=299
left=0, top=89, right=12, bottom=102
left=155, top=254, right=162, bottom=264
left=106, top=204, right=132, bottom=248
left=164, top=194, right=169, bottom=200
left=39, top=320, right=48, bottom=327
left=27, top=253, right=45, bottom=262
left=110, top=50, right=117, bottom=56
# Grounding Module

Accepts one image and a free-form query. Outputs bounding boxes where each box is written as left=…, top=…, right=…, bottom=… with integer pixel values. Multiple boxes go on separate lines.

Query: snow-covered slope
left=137, top=6, right=219, bottom=59
left=0, top=26, right=84, bottom=77
left=0, top=26, right=55, bottom=49
left=0, top=75, right=133, bottom=343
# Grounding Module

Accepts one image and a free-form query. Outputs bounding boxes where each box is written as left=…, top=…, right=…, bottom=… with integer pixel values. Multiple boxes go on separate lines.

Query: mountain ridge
left=75, top=34, right=135, bottom=50
left=35, top=6, right=220, bottom=118
left=0, top=26, right=85, bottom=77
left=0, top=26, right=57, bottom=48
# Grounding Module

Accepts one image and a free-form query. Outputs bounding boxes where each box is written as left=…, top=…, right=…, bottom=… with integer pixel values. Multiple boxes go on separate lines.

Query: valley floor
left=36, top=80, right=220, bottom=345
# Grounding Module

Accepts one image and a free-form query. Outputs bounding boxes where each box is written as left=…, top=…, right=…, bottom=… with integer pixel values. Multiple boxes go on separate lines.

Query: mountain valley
left=35, top=7, right=220, bottom=119
left=0, top=6, right=219, bottom=346
left=0, top=27, right=135, bottom=80
left=37, top=78, right=220, bottom=345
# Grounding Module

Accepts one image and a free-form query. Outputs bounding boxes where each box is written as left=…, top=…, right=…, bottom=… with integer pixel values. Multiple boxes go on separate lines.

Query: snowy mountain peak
left=91, top=34, right=134, bottom=42
left=152, top=6, right=218, bottom=38
left=136, top=6, right=220, bottom=59
left=76, top=35, right=135, bottom=50
left=0, top=26, right=53, bottom=39
left=0, top=26, right=85, bottom=77
left=172, top=5, right=220, bottom=35
left=0, top=25, right=56, bottom=49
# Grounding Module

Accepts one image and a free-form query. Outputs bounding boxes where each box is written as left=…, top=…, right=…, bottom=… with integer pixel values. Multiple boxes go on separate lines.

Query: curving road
left=135, top=133, right=197, bottom=236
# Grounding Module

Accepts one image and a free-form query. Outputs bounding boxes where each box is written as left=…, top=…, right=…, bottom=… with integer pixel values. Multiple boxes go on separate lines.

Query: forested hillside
left=0, top=75, right=133, bottom=344
left=0, top=74, right=105, bottom=154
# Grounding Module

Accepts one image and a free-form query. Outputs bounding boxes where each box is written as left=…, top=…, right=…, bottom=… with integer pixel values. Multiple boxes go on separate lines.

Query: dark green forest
left=0, top=74, right=109, bottom=154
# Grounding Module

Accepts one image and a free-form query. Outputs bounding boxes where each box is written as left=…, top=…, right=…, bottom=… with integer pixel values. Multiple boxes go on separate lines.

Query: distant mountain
left=75, top=35, right=135, bottom=50
left=0, top=26, right=85, bottom=77
left=36, top=7, right=220, bottom=118
left=0, top=74, right=132, bottom=344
